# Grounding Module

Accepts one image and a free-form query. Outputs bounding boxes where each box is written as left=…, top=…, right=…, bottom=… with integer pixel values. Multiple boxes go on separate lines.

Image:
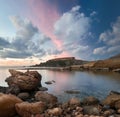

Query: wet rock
left=6, top=70, right=42, bottom=91
left=39, top=87, right=48, bottom=91
left=47, top=107, right=62, bottom=116
left=0, top=93, right=23, bottom=117
left=83, top=106, right=100, bottom=115
left=15, top=101, right=46, bottom=117
left=45, top=81, right=53, bottom=85
left=17, top=92, right=30, bottom=100
left=103, top=109, right=115, bottom=117
left=69, top=98, right=80, bottom=105
left=82, top=96, right=99, bottom=105
left=45, top=80, right=55, bottom=85
left=117, top=109, right=120, bottom=114
left=102, top=91, right=120, bottom=107
left=65, top=90, right=80, bottom=94
left=6, top=84, right=20, bottom=95
left=35, top=91, right=58, bottom=104
left=0, top=86, right=7, bottom=93
left=115, top=100, right=120, bottom=109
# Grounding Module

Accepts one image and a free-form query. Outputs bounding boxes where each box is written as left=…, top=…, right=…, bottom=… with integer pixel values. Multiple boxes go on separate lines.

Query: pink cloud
left=27, top=0, right=62, bottom=49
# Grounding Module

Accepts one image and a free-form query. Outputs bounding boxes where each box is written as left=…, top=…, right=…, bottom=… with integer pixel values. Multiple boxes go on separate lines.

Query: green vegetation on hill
left=34, top=57, right=88, bottom=67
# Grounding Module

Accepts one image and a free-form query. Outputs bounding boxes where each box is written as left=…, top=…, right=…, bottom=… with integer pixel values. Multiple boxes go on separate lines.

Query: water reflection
left=0, top=68, right=120, bottom=102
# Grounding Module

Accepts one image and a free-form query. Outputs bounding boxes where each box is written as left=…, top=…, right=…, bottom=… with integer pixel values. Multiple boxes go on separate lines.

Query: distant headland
left=32, top=54, right=120, bottom=73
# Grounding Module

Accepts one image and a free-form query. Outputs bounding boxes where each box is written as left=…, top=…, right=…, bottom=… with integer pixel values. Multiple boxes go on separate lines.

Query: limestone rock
left=69, top=98, right=80, bottom=105
left=83, top=106, right=100, bottom=115
left=82, top=96, right=99, bottom=105
left=35, top=91, right=57, bottom=104
left=15, top=101, right=46, bottom=117
left=48, top=107, right=62, bottom=116
left=0, top=93, right=22, bottom=117
left=17, top=92, right=30, bottom=100
left=102, top=91, right=120, bottom=107
left=6, top=70, right=42, bottom=91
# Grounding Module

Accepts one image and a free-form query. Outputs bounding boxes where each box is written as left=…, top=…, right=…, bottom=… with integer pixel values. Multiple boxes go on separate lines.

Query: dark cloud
left=0, top=37, right=10, bottom=47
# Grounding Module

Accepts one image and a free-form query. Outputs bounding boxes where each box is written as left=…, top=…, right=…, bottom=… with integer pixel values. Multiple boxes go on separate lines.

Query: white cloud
left=90, top=11, right=97, bottom=17
left=0, top=16, right=54, bottom=58
left=54, top=6, right=91, bottom=59
left=94, top=16, right=120, bottom=56
left=93, top=47, right=106, bottom=55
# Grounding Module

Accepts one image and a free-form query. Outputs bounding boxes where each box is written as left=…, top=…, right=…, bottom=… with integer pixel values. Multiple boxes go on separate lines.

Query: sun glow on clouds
left=27, top=0, right=91, bottom=59
left=0, top=0, right=92, bottom=66
left=27, top=0, right=62, bottom=49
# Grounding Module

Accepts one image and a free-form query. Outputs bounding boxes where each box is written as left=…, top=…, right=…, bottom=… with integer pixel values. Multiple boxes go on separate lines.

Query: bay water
left=0, top=67, right=120, bottom=102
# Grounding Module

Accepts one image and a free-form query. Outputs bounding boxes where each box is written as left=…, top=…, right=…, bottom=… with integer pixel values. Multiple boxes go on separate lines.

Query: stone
left=117, top=109, right=120, bottom=114
left=6, top=70, right=42, bottom=91
left=65, top=90, right=80, bottom=94
left=82, top=96, right=99, bottom=105
left=83, top=106, right=100, bottom=115
left=6, top=84, right=20, bottom=95
left=76, top=114, right=84, bottom=117
left=0, top=93, right=22, bottom=117
left=48, top=107, right=62, bottom=116
left=9, top=69, right=24, bottom=77
left=103, top=109, right=115, bottom=116
left=39, top=87, right=48, bottom=91
left=15, top=101, right=46, bottom=117
left=0, top=86, right=7, bottom=93
left=115, top=100, right=120, bottom=109
left=69, top=98, right=80, bottom=105
left=35, top=91, right=57, bottom=104
left=17, top=92, right=30, bottom=100
left=45, top=81, right=53, bottom=85
left=102, top=91, right=120, bottom=107
left=25, top=70, right=42, bottom=81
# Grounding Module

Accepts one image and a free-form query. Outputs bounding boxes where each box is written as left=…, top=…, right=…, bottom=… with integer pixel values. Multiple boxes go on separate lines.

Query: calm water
left=0, top=67, right=120, bottom=102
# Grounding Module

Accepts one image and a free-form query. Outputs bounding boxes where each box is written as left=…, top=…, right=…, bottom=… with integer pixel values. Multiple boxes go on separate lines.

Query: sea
left=0, top=66, right=120, bottom=102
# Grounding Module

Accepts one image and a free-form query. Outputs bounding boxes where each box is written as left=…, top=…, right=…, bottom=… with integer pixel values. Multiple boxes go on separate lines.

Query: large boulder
left=15, top=101, right=46, bottom=117
left=0, top=93, right=23, bottom=117
left=5, top=69, right=42, bottom=91
left=35, top=91, right=58, bottom=104
left=9, top=69, right=24, bottom=77
left=102, top=91, right=120, bottom=107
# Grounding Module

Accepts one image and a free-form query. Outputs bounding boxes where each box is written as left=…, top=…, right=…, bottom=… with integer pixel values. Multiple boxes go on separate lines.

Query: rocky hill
left=92, top=54, right=120, bottom=69
left=82, top=53, right=120, bottom=70
left=34, top=57, right=88, bottom=67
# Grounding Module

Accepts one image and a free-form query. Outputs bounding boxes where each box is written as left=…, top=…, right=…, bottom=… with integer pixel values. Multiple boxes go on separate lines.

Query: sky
left=0, top=0, right=120, bottom=66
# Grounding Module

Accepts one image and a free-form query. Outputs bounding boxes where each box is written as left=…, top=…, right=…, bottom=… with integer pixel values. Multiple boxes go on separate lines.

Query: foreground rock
left=5, top=69, right=42, bottom=92
left=0, top=93, right=22, bottom=117
left=35, top=91, right=58, bottom=104
left=82, top=96, right=99, bottom=105
left=102, top=91, right=120, bottom=108
left=15, top=101, right=46, bottom=117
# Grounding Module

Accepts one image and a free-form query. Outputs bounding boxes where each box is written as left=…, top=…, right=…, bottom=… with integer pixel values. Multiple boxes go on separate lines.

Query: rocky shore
left=0, top=70, right=120, bottom=117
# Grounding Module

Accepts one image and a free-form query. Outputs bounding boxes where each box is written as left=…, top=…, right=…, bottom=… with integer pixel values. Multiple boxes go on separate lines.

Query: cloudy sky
left=0, top=0, right=120, bottom=66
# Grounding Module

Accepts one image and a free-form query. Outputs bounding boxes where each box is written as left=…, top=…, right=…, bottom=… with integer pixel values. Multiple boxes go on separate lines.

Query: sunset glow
left=0, top=0, right=120, bottom=66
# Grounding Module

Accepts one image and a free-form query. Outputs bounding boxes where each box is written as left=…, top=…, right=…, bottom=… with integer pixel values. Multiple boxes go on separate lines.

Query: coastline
left=0, top=69, right=120, bottom=117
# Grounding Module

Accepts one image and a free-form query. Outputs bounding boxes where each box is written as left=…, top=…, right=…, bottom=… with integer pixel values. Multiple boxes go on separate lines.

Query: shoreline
left=0, top=69, right=120, bottom=117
